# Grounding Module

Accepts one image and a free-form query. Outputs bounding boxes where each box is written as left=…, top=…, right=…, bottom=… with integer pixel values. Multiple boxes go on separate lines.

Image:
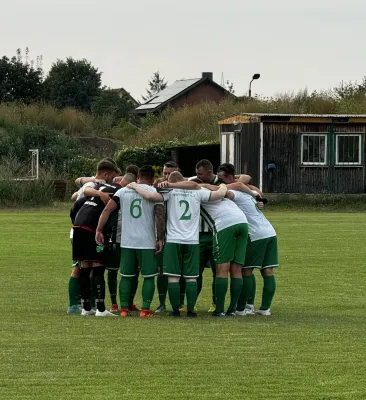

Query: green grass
left=0, top=211, right=365, bottom=400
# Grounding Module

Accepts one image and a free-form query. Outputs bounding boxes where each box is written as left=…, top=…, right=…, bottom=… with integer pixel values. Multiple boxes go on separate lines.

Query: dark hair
left=196, top=159, right=213, bottom=171
left=190, top=178, right=203, bottom=184
left=97, top=160, right=119, bottom=173
left=138, top=165, right=155, bottom=180
left=125, top=164, right=139, bottom=177
left=102, top=157, right=117, bottom=165
left=217, top=163, right=235, bottom=177
left=164, top=161, right=178, bottom=169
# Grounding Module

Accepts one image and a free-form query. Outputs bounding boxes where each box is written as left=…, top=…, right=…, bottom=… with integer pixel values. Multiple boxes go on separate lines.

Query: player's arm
left=75, top=177, right=105, bottom=188
left=209, top=184, right=227, bottom=201
left=158, top=181, right=200, bottom=190
left=83, top=187, right=111, bottom=204
left=71, top=191, right=78, bottom=202
left=95, top=199, right=118, bottom=245
left=154, top=204, right=165, bottom=254
left=247, top=184, right=265, bottom=198
left=200, top=183, right=219, bottom=191
left=227, top=182, right=257, bottom=197
left=126, top=182, right=164, bottom=201
left=226, top=190, right=234, bottom=200
left=235, top=174, right=252, bottom=184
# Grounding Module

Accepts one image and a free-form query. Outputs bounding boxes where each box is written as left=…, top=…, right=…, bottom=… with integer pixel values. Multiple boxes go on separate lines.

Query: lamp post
left=249, top=73, right=260, bottom=97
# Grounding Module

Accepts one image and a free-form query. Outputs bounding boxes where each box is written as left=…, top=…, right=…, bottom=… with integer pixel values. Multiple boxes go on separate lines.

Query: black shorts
left=102, top=236, right=121, bottom=271
left=72, top=227, right=102, bottom=263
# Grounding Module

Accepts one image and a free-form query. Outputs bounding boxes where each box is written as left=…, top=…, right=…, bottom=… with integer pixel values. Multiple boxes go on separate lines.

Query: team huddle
left=67, top=158, right=278, bottom=318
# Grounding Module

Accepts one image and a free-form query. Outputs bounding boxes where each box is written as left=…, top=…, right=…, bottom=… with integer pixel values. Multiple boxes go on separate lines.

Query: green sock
left=179, top=277, right=186, bottom=307
left=237, top=275, right=254, bottom=311
left=119, top=277, right=132, bottom=308
left=68, top=276, right=80, bottom=307
left=260, top=276, right=276, bottom=310
left=211, top=268, right=216, bottom=305
left=128, top=274, right=139, bottom=307
left=168, top=282, right=180, bottom=313
left=185, top=281, right=197, bottom=313
left=226, top=277, right=243, bottom=313
left=142, top=278, right=155, bottom=310
left=215, top=277, right=228, bottom=314
left=107, top=270, right=118, bottom=305
left=157, top=274, right=168, bottom=307
left=247, top=274, right=256, bottom=306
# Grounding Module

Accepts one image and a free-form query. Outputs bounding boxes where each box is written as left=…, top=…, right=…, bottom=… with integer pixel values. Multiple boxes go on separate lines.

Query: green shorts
left=244, top=236, right=279, bottom=269
left=120, top=248, right=157, bottom=278
left=213, top=223, right=248, bottom=265
left=156, top=248, right=164, bottom=267
left=163, top=242, right=200, bottom=278
left=199, top=232, right=215, bottom=268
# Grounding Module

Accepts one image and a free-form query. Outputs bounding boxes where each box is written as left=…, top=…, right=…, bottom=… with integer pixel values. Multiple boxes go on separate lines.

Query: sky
left=1, top=0, right=366, bottom=102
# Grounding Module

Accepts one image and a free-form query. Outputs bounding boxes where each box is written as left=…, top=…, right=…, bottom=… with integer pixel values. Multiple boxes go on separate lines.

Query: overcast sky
left=1, top=0, right=366, bottom=101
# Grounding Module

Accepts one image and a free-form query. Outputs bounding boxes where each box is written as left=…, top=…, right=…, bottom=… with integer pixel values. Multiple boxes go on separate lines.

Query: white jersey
left=162, top=189, right=211, bottom=244
left=230, top=190, right=276, bottom=241
left=113, top=184, right=162, bottom=249
left=201, top=192, right=247, bottom=233
left=76, top=182, right=96, bottom=200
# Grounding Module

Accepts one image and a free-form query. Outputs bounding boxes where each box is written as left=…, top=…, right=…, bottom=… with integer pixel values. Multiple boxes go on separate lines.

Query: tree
left=226, top=80, right=235, bottom=94
left=333, top=78, right=366, bottom=99
left=91, top=90, right=134, bottom=125
left=43, top=58, right=102, bottom=111
left=142, top=71, right=167, bottom=101
left=0, top=48, right=43, bottom=103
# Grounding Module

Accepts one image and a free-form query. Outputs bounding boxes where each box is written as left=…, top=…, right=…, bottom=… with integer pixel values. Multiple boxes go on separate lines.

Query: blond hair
left=168, top=171, right=184, bottom=183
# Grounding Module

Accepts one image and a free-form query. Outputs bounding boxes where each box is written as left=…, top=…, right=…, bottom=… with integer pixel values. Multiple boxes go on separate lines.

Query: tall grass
left=0, top=156, right=56, bottom=207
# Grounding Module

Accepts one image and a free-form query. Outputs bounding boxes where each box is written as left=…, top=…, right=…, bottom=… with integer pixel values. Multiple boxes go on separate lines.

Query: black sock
left=93, top=266, right=106, bottom=312
left=211, top=266, right=216, bottom=304
left=80, top=267, right=92, bottom=311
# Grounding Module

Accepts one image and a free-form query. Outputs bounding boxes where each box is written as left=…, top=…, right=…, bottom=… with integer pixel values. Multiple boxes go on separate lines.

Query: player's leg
left=119, top=248, right=138, bottom=317
left=237, top=237, right=265, bottom=315
left=257, top=236, right=279, bottom=316
left=208, top=260, right=217, bottom=312
left=103, top=242, right=120, bottom=313
left=67, top=263, right=81, bottom=314
left=163, top=242, right=183, bottom=316
left=246, top=274, right=256, bottom=312
left=93, top=262, right=116, bottom=317
left=179, top=277, right=186, bottom=311
left=196, top=232, right=211, bottom=305
left=156, top=250, right=168, bottom=313
left=80, top=262, right=94, bottom=315
left=137, top=249, right=158, bottom=317
left=183, top=244, right=200, bottom=317
left=128, top=270, right=140, bottom=311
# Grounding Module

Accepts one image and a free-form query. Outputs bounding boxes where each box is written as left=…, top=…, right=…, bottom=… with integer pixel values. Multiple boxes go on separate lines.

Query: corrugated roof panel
left=135, top=78, right=201, bottom=111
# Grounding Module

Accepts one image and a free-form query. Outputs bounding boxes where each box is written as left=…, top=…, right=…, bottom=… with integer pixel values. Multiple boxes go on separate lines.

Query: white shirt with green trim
left=201, top=190, right=247, bottom=233
left=229, top=190, right=276, bottom=241
left=162, top=189, right=211, bottom=244
left=113, top=184, right=162, bottom=249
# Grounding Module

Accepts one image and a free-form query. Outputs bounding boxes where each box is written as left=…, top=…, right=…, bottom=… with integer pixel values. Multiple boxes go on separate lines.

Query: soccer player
left=219, top=164, right=278, bottom=316
left=154, top=161, right=179, bottom=314
left=129, top=171, right=227, bottom=317
left=67, top=160, right=119, bottom=314
left=73, top=182, right=121, bottom=316
left=96, top=165, right=165, bottom=318
left=199, top=188, right=249, bottom=317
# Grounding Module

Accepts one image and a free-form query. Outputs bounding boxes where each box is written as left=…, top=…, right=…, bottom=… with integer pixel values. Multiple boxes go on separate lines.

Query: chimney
left=202, top=72, right=213, bottom=81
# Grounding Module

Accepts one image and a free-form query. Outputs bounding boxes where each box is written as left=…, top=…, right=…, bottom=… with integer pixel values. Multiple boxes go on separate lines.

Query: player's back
left=230, top=190, right=276, bottom=240
left=201, top=194, right=247, bottom=232
left=118, top=184, right=159, bottom=249
left=163, top=188, right=210, bottom=244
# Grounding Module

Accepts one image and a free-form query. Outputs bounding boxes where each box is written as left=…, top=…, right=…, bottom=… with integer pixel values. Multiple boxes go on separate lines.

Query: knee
left=168, top=277, right=180, bottom=283
left=185, top=278, right=196, bottom=283
left=243, top=268, right=254, bottom=277
left=261, top=268, right=274, bottom=277
left=71, top=267, right=80, bottom=278
left=93, top=266, right=105, bottom=277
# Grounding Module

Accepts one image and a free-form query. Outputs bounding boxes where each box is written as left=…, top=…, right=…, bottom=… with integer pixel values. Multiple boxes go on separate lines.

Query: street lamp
left=249, top=73, right=260, bottom=97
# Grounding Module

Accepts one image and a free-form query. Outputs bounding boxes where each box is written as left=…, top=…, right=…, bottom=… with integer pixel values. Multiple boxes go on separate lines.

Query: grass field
left=1, top=211, right=366, bottom=400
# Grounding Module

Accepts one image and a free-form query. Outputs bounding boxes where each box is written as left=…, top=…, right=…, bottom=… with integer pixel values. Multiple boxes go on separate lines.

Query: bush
left=65, top=155, right=99, bottom=178
left=116, top=142, right=173, bottom=171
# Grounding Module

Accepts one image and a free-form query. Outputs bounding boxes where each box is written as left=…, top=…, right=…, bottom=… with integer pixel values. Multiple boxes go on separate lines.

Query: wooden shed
left=219, top=113, right=366, bottom=194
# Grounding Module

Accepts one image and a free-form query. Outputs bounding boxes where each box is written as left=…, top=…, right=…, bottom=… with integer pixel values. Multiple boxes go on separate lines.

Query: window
left=301, top=134, right=327, bottom=165
left=336, top=135, right=362, bottom=165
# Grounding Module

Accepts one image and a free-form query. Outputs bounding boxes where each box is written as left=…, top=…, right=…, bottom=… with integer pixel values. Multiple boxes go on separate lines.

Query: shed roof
left=219, top=113, right=366, bottom=125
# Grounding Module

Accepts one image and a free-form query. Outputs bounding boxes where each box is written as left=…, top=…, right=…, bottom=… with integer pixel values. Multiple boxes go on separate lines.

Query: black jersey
left=73, top=183, right=121, bottom=232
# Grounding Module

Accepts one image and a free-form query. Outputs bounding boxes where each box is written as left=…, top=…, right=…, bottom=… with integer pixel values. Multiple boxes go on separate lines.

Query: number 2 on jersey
left=130, top=199, right=142, bottom=218
left=179, top=200, right=191, bottom=220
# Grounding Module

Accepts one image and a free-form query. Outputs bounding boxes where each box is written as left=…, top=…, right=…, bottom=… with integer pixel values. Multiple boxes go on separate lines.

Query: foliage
left=91, top=90, right=134, bottom=125
left=115, top=142, right=172, bottom=171
left=0, top=122, right=82, bottom=175
left=65, top=155, right=99, bottom=178
left=142, top=71, right=167, bottom=101
left=0, top=52, right=43, bottom=103
left=43, top=57, right=102, bottom=111
left=226, top=80, right=235, bottom=94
